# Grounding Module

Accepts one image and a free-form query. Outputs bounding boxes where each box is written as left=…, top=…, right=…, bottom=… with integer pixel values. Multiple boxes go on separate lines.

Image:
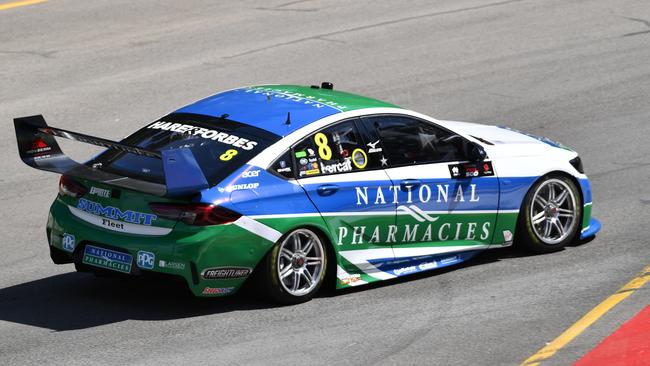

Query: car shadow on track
left=0, top=269, right=274, bottom=331
left=0, top=237, right=596, bottom=331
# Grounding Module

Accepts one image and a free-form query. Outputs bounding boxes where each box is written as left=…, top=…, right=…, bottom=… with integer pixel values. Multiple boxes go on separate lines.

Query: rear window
left=89, top=113, right=280, bottom=186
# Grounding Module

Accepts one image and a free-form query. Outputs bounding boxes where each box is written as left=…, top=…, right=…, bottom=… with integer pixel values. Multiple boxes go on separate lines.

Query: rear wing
left=14, top=115, right=209, bottom=197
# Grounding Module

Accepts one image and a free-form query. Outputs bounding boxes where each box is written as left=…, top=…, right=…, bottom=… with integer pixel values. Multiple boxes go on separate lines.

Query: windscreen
left=88, top=113, right=280, bottom=186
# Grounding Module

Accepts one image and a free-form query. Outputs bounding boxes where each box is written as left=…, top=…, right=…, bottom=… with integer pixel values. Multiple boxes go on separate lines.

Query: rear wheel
left=260, top=228, right=327, bottom=304
left=518, top=175, right=582, bottom=253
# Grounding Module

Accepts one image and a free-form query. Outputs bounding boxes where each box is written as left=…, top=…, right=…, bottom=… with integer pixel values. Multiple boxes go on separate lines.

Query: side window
left=293, top=120, right=376, bottom=178
left=270, top=150, right=294, bottom=179
left=364, top=116, right=465, bottom=166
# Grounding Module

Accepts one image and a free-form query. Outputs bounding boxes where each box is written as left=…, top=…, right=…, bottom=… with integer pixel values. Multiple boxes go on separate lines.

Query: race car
left=14, top=82, right=600, bottom=304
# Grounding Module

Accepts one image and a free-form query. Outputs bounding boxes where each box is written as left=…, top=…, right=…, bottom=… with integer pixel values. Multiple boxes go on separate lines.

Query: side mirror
left=465, top=142, right=487, bottom=162
left=442, top=134, right=487, bottom=162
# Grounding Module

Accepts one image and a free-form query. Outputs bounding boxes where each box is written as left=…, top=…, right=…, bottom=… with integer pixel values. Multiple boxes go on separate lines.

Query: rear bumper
left=46, top=197, right=273, bottom=297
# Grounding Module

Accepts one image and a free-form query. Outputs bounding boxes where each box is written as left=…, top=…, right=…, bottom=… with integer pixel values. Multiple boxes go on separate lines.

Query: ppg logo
left=137, top=251, right=155, bottom=269
left=62, top=233, right=75, bottom=252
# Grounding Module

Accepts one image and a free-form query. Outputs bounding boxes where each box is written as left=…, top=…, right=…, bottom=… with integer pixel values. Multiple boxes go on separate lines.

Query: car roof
left=173, top=84, right=400, bottom=136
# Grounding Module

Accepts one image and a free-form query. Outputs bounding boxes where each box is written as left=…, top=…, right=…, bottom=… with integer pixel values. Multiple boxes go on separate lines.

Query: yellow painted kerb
left=520, top=264, right=650, bottom=366
left=0, top=0, right=47, bottom=11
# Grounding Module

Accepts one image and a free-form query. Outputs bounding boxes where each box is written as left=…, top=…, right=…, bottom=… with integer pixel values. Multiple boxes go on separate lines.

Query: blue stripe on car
left=175, top=88, right=341, bottom=136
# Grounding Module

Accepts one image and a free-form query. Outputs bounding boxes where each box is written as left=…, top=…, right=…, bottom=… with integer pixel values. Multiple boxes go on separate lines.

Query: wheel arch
left=513, top=170, right=584, bottom=244
left=249, top=221, right=339, bottom=291
left=522, top=170, right=584, bottom=212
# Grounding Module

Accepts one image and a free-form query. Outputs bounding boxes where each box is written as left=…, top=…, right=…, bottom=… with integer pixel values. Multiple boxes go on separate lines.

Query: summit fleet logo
left=77, top=198, right=157, bottom=226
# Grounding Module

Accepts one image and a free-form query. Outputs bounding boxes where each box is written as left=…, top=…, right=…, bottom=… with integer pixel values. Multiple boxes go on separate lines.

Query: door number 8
left=314, top=133, right=332, bottom=160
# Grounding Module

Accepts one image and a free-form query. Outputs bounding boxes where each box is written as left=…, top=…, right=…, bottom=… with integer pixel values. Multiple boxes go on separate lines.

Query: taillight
left=149, top=203, right=241, bottom=226
left=59, top=175, right=87, bottom=198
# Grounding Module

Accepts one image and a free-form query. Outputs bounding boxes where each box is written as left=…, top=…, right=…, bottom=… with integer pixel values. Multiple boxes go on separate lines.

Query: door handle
left=317, top=184, right=339, bottom=196
left=400, top=179, right=421, bottom=190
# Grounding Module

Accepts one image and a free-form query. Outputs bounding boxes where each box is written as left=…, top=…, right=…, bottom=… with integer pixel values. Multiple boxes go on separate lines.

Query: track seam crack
left=227, top=0, right=527, bottom=59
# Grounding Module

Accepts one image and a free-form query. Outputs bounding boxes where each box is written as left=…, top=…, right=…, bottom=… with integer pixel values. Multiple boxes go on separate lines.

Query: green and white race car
left=14, top=83, right=600, bottom=303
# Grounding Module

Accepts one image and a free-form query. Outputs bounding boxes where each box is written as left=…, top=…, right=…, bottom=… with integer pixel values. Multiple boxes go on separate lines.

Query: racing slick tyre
left=517, top=174, right=582, bottom=253
left=260, top=228, right=328, bottom=305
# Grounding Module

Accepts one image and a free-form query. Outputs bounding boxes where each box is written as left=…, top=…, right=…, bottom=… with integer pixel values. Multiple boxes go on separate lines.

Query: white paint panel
left=248, top=209, right=518, bottom=220
left=248, top=107, right=586, bottom=181
left=338, top=249, right=397, bottom=280
left=296, top=169, right=390, bottom=184
left=234, top=216, right=283, bottom=243
left=392, top=244, right=490, bottom=259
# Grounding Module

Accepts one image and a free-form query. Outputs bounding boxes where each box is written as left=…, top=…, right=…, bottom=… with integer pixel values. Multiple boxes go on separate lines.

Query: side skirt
left=336, top=246, right=495, bottom=289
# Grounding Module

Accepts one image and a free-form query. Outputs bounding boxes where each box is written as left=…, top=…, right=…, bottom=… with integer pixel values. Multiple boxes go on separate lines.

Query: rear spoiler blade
left=14, top=115, right=208, bottom=197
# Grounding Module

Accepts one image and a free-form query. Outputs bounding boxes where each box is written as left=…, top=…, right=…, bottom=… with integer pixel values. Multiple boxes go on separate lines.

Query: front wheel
left=260, top=228, right=327, bottom=304
left=518, top=175, right=582, bottom=253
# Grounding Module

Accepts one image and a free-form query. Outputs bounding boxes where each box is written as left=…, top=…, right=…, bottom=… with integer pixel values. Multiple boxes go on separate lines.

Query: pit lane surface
left=1, top=1, right=649, bottom=365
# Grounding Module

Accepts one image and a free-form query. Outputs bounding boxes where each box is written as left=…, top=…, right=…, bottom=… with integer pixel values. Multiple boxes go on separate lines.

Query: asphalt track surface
left=1, top=1, right=649, bottom=365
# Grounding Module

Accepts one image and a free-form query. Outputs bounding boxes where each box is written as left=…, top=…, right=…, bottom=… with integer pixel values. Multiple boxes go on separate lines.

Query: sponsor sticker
left=89, top=186, right=111, bottom=198
left=393, top=266, right=417, bottom=276
left=241, top=169, right=260, bottom=178
left=202, top=287, right=234, bottom=295
left=147, top=121, right=257, bottom=150
left=82, top=245, right=132, bottom=273
left=380, top=155, right=388, bottom=167
left=367, top=140, right=382, bottom=154
left=61, top=233, right=76, bottom=252
left=244, top=86, right=350, bottom=110
left=26, top=138, right=52, bottom=156
left=340, top=273, right=362, bottom=285
left=158, top=260, right=185, bottom=270
left=351, top=149, right=368, bottom=169
left=202, top=267, right=251, bottom=280
left=77, top=198, right=157, bottom=226
left=440, top=256, right=459, bottom=265
left=418, top=261, right=437, bottom=271
left=448, top=161, right=494, bottom=179
left=136, top=251, right=155, bottom=270
left=503, top=230, right=513, bottom=242
left=295, top=151, right=307, bottom=158
left=217, top=183, right=260, bottom=193
left=320, top=158, right=352, bottom=174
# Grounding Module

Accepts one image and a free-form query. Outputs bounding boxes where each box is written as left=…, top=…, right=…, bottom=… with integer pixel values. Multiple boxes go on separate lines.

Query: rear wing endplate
left=14, top=115, right=209, bottom=197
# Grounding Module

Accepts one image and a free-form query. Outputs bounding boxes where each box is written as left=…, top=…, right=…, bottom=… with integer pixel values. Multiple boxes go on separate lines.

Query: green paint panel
left=492, top=212, right=519, bottom=244
left=50, top=188, right=522, bottom=295
left=324, top=212, right=496, bottom=247
left=582, top=204, right=592, bottom=229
